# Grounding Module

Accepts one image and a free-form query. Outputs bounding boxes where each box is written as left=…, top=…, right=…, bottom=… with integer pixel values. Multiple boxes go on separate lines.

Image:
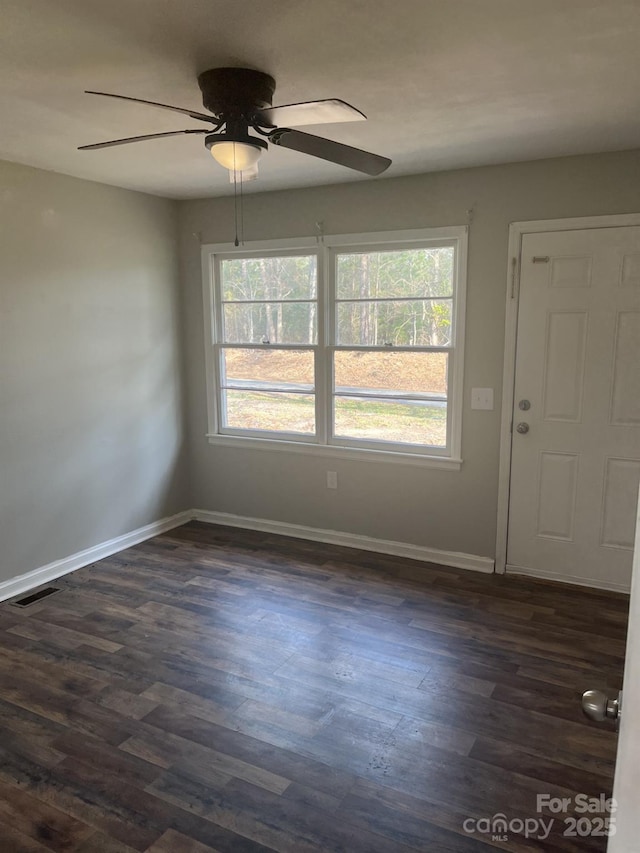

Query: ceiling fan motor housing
left=197, top=67, right=276, bottom=118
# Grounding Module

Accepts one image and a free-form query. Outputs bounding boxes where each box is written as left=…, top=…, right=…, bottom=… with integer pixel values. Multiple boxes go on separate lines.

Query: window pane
left=334, top=351, right=447, bottom=398
left=224, top=391, right=315, bottom=434
left=337, top=299, right=451, bottom=346
left=336, top=247, right=454, bottom=299
left=223, top=302, right=317, bottom=344
left=223, top=349, right=314, bottom=391
left=221, top=255, right=317, bottom=301
left=334, top=397, right=447, bottom=447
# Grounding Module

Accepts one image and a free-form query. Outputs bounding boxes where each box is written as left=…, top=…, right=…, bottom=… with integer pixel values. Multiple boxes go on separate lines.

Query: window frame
left=201, top=227, right=467, bottom=470
left=210, top=245, right=321, bottom=444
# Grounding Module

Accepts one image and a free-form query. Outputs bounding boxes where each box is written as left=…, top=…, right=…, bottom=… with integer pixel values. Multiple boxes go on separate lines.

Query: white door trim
left=495, top=213, right=640, bottom=575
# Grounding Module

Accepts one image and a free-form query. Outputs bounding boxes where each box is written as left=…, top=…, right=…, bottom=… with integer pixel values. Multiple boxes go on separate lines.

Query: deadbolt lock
left=518, top=399, right=531, bottom=411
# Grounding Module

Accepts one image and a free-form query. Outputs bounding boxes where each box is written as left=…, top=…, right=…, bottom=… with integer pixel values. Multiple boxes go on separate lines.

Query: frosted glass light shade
left=209, top=141, right=263, bottom=171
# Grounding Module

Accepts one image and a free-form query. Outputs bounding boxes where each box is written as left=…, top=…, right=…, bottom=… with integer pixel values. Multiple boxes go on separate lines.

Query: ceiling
left=2, top=0, right=639, bottom=199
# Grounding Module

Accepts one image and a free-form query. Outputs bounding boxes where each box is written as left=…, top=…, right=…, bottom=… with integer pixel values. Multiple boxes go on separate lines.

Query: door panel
left=507, top=226, right=640, bottom=589
left=536, top=451, right=579, bottom=541
left=620, top=251, right=640, bottom=287
left=610, top=311, right=640, bottom=425
left=550, top=253, right=592, bottom=288
left=601, top=458, right=640, bottom=550
left=541, top=311, right=587, bottom=421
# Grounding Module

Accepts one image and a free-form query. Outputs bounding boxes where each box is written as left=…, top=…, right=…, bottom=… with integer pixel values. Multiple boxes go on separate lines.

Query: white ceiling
left=2, top=0, right=639, bottom=199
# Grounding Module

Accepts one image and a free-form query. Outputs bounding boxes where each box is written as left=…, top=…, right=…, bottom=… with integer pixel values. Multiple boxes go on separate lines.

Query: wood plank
left=0, top=776, right=94, bottom=851
left=121, top=721, right=291, bottom=795
left=145, top=829, right=224, bottom=852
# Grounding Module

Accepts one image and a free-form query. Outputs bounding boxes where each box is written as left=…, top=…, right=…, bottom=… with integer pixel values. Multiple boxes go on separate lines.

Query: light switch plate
left=471, top=388, right=494, bottom=410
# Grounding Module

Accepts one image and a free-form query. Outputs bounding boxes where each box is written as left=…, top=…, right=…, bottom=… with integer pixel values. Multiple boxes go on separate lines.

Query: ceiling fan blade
left=85, top=90, right=216, bottom=124
left=269, top=128, right=391, bottom=176
left=78, top=129, right=208, bottom=150
left=257, top=99, right=366, bottom=128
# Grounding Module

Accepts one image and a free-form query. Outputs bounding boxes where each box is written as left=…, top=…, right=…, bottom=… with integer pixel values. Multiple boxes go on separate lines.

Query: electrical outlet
left=327, top=471, right=338, bottom=489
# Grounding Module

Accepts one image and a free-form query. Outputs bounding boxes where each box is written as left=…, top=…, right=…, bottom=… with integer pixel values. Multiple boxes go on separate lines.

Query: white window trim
left=201, top=226, right=468, bottom=470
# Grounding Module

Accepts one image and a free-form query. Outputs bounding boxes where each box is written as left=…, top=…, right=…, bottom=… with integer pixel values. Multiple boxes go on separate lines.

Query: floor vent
left=11, top=587, right=61, bottom=608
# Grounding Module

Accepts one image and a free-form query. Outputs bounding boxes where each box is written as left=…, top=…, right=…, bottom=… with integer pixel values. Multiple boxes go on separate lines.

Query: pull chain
left=233, top=146, right=239, bottom=247
left=239, top=169, right=245, bottom=246
left=231, top=145, right=247, bottom=247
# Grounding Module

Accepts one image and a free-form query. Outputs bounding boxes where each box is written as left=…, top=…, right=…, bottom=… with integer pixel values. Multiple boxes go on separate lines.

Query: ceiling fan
left=79, top=67, right=392, bottom=181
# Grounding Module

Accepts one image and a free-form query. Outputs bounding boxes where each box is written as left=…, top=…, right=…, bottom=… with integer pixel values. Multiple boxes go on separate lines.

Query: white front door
left=507, top=226, right=640, bottom=589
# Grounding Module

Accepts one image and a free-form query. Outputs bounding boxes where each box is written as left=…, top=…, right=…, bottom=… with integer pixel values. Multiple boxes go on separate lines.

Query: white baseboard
left=0, top=510, right=192, bottom=603
left=506, top=564, right=630, bottom=594
left=0, top=507, right=496, bottom=605
left=4, top=506, right=627, bottom=604
left=191, top=509, right=495, bottom=573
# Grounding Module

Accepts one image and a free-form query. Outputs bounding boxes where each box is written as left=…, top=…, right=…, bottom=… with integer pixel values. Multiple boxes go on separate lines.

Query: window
left=203, top=228, right=467, bottom=467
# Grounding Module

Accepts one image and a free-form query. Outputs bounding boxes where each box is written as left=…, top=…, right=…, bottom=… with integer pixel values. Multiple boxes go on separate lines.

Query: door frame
left=495, top=212, right=640, bottom=576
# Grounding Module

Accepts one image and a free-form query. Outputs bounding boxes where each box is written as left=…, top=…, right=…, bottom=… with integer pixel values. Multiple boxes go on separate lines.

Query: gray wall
left=2, top=150, right=637, bottom=583
left=179, top=149, right=640, bottom=560
left=0, top=161, right=187, bottom=583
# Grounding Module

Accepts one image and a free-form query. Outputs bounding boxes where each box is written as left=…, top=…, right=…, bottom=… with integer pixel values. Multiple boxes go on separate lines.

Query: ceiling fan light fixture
left=209, top=140, right=263, bottom=172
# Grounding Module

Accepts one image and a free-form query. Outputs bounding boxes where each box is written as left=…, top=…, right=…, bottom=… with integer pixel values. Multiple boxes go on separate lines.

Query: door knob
left=516, top=422, right=529, bottom=434
left=582, top=689, right=621, bottom=723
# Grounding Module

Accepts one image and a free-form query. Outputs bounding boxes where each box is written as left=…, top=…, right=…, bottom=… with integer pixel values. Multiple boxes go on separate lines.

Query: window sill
left=205, top=434, right=462, bottom=470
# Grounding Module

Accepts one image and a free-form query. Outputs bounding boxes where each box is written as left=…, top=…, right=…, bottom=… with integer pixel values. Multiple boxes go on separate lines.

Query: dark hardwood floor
left=0, top=522, right=629, bottom=852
